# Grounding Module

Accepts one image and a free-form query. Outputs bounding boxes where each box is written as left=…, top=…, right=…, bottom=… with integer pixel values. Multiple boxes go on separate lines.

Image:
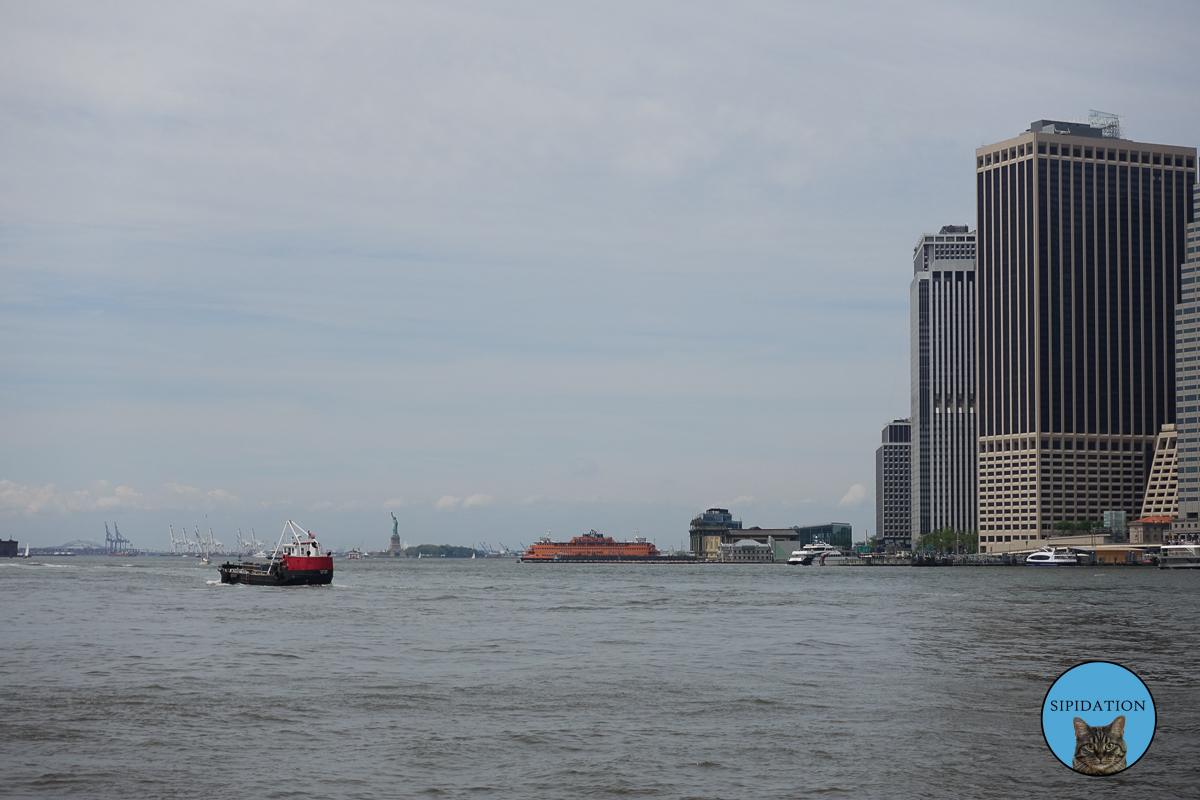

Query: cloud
left=728, top=495, right=757, bottom=507
left=463, top=493, right=493, bottom=507
left=382, top=497, right=406, bottom=510
left=435, top=495, right=461, bottom=509
left=310, top=499, right=356, bottom=512
left=0, top=480, right=239, bottom=514
left=95, top=485, right=151, bottom=510
left=838, top=484, right=866, bottom=507
left=162, top=483, right=203, bottom=498
left=521, top=494, right=542, bottom=505
left=0, top=480, right=60, bottom=515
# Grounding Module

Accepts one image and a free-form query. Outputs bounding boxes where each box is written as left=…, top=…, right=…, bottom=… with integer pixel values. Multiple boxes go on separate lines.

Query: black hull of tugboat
left=217, top=562, right=332, bottom=586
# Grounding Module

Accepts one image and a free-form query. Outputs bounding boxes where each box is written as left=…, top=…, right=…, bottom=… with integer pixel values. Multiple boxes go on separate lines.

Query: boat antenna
left=269, top=521, right=291, bottom=563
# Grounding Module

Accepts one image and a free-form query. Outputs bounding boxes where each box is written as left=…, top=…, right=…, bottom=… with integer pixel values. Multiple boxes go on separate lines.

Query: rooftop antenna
left=1089, top=109, right=1123, bottom=139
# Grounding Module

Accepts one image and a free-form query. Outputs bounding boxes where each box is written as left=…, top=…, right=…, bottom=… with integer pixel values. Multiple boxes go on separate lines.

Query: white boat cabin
left=282, top=534, right=325, bottom=558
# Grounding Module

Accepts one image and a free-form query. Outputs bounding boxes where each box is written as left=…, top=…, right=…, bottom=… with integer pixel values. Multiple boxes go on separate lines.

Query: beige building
left=1130, top=516, right=1173, bottom=544
left=1141, top=424, right=1179, bottom=517
left=975, top=117, right=1196, bottom=553
left=717, top=539, right=775, bottom=562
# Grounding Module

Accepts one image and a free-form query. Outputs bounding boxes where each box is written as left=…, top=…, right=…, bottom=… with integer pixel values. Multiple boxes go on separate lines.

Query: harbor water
left=2, top=558, right=1198, bottom=798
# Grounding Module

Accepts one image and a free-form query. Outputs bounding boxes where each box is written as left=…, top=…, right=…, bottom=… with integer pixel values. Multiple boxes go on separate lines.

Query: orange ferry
left=520, top=530, right=662, bottom=563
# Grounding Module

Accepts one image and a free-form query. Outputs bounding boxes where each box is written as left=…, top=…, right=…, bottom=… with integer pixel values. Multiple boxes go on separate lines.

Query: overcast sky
left=2, top=0, right=1198, bottom=550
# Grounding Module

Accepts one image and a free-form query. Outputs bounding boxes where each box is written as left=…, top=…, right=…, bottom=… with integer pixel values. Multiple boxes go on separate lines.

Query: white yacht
left=787, top=542, right=848, bottom=566
left=1025, top=546, right=1079, bottom=566
left=1159, top=538, right=1200, bottom=569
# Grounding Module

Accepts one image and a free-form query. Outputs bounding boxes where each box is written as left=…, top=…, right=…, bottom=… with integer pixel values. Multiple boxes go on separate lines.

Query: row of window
left=980, top=142, right=1194, bottom=168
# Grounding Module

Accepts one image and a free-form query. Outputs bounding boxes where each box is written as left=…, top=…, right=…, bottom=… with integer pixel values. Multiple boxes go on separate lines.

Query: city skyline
left=3, top=2, right=1199, bottom=550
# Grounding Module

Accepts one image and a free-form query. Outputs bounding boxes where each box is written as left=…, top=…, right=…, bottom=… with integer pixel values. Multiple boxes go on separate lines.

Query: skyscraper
left=875, top=418, right=911, bottom=551
left=911, top=225, right=978, bottom=542
left=1173, top=181, right=1200, bottom=533
left=975, top=116, right=1196, bottom=552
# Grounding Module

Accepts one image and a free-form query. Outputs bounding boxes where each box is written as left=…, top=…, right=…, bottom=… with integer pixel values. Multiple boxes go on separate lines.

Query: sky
left=2, top=0, right=1198, bottom=551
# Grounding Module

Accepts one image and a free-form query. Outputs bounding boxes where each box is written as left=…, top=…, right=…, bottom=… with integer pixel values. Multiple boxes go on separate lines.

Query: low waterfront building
left=1129, top=516, right=1173, bottom=545
left=1140, top=425, right=1179, bottom=517
left=736, top=528, right=803, bottom=560
left=689, top=512, right=845, bottom=561
left=791, top=523, right=853, bottom=551
left=689, top=508, right=742, bottom=561
left=1084, top=546, right=1151, bottom=565
left=717, top=539, right=775, bottom=562
left=979, top=530, right=1118, bottom=554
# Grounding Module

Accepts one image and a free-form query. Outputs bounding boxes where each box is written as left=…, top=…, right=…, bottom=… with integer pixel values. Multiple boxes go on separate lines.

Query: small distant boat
left=218, top=520, right=333, bottom=586
left=1025, top=546, right=1079, bottom=566
left=22, top=544, right=30, bottom=558
left=787, top=542, right=848, bottom=565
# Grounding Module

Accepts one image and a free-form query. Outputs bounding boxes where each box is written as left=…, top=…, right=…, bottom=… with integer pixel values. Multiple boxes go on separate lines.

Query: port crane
left=169, top=525, right=187, bottom=554
left=104, top=522, right=132, bottom=553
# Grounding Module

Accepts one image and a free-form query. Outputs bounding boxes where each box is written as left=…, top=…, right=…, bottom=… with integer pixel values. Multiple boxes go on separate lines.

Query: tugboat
left=218, top=520, right=333, bottom=586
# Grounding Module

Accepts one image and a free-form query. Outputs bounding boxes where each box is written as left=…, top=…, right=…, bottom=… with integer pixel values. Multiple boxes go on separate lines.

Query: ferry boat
left=1024, top=546, right=1079, bottom=566
left=520, top=530, right=661, bottom=563
left=787, top=542, right=849, bottom=566
left=1159, top=535, right=1200, bottom=569
left=218, top=521, right=333, bottom=586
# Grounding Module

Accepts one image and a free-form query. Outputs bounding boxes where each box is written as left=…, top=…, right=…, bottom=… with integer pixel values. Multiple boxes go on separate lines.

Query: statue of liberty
left=388, top=512, right=403, bottom=556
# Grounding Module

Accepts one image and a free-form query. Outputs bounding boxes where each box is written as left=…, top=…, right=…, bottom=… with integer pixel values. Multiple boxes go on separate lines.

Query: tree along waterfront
left=917, top=527, right=978, bottom=554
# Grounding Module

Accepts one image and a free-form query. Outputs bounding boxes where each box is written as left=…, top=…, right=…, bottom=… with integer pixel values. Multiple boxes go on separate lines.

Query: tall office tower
left=1173, top=181, right=1200, bottom=534
left=976, top=116, right=1196, bottom=553
left=875, top=419, right=912, bottom=551
left=911, top=225, right=978, bottom=542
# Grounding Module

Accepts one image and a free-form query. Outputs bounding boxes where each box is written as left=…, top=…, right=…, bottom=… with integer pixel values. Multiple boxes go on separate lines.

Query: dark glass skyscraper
left=975, top=119, right=1195, bottom=552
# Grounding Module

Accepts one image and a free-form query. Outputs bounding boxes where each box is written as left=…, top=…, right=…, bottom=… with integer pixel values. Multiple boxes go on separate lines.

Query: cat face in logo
left=1072, top=715, right=1127, bottom=775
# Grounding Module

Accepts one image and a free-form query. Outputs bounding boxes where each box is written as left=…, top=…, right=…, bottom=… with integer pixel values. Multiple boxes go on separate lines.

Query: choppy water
left=2, top=557, right=1198, bottom=798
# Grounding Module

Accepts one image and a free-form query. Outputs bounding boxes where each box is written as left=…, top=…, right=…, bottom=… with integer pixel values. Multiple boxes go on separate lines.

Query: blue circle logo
left=1041, top=661, right=1156, bottom=776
